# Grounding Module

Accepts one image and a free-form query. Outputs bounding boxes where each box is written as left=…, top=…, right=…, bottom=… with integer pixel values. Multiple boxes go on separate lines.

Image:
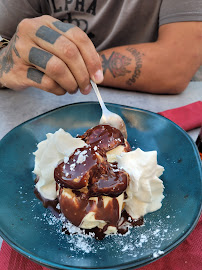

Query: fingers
left=26, top=67, right=67, bottom=95
left=19, top=16, right=103, bottom=94
left=0, top=18, right=67, bottom=95
left=33, top=25, right=92, bottom=93
left=5, top=63, right=67, bottom=95
left=19, top=40, right=78, bottom=94
left=5, top=15, right=103, bottom=95
left=51, top=20, right=103, bottom=83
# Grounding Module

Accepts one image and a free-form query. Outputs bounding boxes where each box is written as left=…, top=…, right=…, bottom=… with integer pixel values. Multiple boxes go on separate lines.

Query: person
left=0, top=0, right=202, bottom=96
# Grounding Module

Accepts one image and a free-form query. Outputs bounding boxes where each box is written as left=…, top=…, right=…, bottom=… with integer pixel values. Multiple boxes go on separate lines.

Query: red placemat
left=158, top=101, right=202, bottom=131
left=0, top=241, right=49, bottom=270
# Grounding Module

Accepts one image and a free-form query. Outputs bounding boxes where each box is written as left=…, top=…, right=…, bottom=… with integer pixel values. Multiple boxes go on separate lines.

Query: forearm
left=99, top=41, right=201, bottom=94
left=0, top=38, right=9, bottom=88
left=0, top=47, right=7, bottom=89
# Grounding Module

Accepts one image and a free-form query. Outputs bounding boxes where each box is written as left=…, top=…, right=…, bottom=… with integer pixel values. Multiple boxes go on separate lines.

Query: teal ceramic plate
left=0, top=102, right=201, bottom=270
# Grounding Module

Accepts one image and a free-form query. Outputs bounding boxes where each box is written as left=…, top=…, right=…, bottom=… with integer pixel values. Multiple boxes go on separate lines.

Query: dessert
left=33, top=125, right=164, bottom=239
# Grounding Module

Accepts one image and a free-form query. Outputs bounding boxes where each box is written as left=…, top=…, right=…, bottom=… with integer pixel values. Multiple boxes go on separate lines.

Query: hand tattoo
left=101, top=52, right=131, bottom=77
left=0, top=33, right=20, bottom=79
left=29, top=47, right=53, bottom=70
left=126, top=48, right=143, bottom=86
left=36, top=25, right=61, bottom=44
left=52, top=21, right=75, bottom=32
left=27, top=68, right=44, bottom=84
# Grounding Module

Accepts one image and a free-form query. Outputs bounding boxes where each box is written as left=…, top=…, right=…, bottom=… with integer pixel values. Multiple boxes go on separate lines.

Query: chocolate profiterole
left=54, top=125, right=131, bottom=238
left=33, top=124, right=165, bottom=239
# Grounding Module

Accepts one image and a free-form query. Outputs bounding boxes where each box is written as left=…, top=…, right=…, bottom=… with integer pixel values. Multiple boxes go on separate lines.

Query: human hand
left=0, top=15, right=103, bottom=95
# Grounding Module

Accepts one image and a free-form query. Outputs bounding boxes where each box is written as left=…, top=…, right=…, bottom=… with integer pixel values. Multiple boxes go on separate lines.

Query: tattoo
left=101, top=52, right=131, bottom=78
left=36, top=25, right=61, bottom=44
left=52, top=21, right=75, bottom=33
left=126, top=48, right=143, bottom=86
left=29, top=47, right=53, bottom=70
left=0, top=33, right=20, bottom=78
left=27, top=68, right=44, bottom=84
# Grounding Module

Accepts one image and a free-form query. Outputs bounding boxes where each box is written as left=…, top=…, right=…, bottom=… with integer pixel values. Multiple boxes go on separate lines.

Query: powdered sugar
left=153, top=250, right=164, bottom=258
left=70, top=163, right=76, bottom=171
left=76, top=150, right=88, bottom=164
left=36, top=205, right=179, bottom=260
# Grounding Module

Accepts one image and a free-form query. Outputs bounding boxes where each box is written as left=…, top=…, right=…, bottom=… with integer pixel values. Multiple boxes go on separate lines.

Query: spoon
left=90, top=80, right=127, bottom=139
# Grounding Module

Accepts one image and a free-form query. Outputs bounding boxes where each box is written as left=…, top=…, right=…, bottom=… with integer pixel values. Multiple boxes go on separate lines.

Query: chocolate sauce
left=34, top=187, right=60, bottom=217
left=59, top=189, right=120, bottom=226
left=78, top=125, right=125, bottom=152
left=61, top=207, right=143, bottom=240
left=34, top=186, right=143, bottom=240
left=59, top=189, right=93, bottom=226
left=54, top=146, right=129, bottom=197
left=117, top=210, right=144, bottom=235
left=54, top=146, right=106, bottom=190
left=90, top=163, right=128, bottom=197
left=34, top=177, right=60, bottom=216
left=95, top=196, right=120, bottom=227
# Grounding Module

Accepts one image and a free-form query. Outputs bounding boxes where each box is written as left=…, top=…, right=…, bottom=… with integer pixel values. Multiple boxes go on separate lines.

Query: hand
left=0, top=15, right=103, bottom=95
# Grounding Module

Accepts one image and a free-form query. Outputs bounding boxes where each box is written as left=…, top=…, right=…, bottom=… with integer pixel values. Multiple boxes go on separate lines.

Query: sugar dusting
left=40, top=211, right=96, bottom=253
left=76, top=150, right=88, bottom=164
left=33, top=205, right=179, bottom=259
left=18, top=190, right=178, bottom=266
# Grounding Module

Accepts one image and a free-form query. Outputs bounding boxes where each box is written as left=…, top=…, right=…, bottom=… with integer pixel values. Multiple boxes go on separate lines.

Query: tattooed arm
left=99, top=22, right=202, bottom=94
left=0, top=47, right=7, bottom=88
left=0, top=15, right=103, bottom=95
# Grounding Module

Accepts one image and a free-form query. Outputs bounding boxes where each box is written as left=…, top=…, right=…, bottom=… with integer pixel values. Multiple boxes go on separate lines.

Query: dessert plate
left=0, top=102, right=201, bottom=270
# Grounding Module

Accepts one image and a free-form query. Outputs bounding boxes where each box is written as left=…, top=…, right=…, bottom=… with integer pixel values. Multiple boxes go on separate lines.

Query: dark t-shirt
left=0, top=0, right=202, bottom=79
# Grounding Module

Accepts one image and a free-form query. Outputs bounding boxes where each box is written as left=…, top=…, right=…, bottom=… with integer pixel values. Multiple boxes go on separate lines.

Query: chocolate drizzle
left=78, top=124, right=125, bottom=152
left=54, top=146, right=106, bottom=190
left=54, top=145, right=128, bottom=197
left=59, top=189, right=120, bottom=228
left=34, top=187, right=60, bottom=217
left=89, top=162, right=128, bottom=197
left=35, top=186, right=143, bottom=240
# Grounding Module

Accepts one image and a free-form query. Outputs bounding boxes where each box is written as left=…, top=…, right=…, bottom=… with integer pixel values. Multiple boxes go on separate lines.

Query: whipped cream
left=33, top=128, right=86, bottom=200
left=116, top=148, right=164, bottom=219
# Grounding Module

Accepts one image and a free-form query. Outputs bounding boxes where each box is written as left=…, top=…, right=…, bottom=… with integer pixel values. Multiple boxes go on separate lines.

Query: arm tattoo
left=101, top=49, right=143, bottom=86
left=36, top=25, right=61, bottom=44
left=27, top=68, right=44, bottom=84
left=52, top=21, right=75, bottom=32
left=126, top=48, right=143, bottom=86
left=0, top=33, right=20, bottom=78
left=101, top=52, right=131, bottom=77
left=29, top=47, right=53, bottom=70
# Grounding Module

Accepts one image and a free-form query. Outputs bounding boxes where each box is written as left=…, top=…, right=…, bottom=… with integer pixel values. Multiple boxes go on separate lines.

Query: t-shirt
left=1, top=0, right=202, bottom=51
left=0, top=0, right=202, bottom=79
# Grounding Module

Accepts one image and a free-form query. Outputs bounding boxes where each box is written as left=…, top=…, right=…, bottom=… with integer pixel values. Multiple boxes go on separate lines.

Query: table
left=0, top=82, right=201, bottom=250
